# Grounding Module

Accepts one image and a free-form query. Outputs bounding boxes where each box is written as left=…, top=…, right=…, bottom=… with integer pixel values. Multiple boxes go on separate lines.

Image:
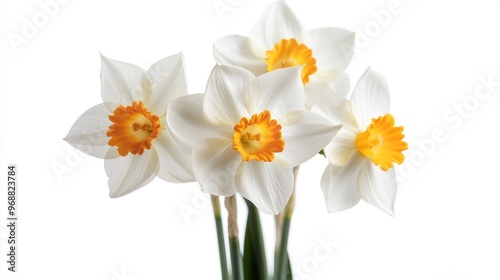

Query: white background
left=1, top=0, right=500, bottom=279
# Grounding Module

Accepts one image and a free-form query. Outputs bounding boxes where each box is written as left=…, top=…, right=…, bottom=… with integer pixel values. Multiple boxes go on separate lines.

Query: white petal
left=357, top=162, right=398, bottom=216
left=311, top=93, right=359, bottom=133
left=249, top=1, right=306, bottom=49
left=278, top=111, right=341, bottom=167
left=323, top=126, right=358, bottom=166
left=320, top=157, right=364, bottom=213
left=304, top=77, right=346, bottom=110
left=349, top=68, right=390, bottom=129
left=100, top=54, right=148, bottom=105
left=204, top=65, right=252, bottom=126
left=236, top=161, right=293, bottom=215
left=146, top=53, right=188, bottom=115
left=167, top=94, right=233, bottom=154
left=152, top=131, right=195, bottom=183
left=192, top=138, right=240, bottom=197
left=246, top=66, right=304, bottom=118
left=213, top=35, right=268, bottom=76
left=104, top=148, right=159, bottom=197
left=330, top=72, right=352, bottom=99
left=307, top=28, right=355, bottom=81
left=64, top=103, right=119, bottom=159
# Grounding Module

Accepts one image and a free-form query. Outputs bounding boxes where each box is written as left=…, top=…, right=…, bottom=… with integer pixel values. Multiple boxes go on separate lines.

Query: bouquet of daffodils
left=64, top=1, right=407, bottom=279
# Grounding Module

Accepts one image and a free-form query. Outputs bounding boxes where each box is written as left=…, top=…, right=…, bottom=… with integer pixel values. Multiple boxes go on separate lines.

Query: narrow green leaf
left=243, top=223, right=258, bottom=280
left=243, top=199, right=268, bottom=280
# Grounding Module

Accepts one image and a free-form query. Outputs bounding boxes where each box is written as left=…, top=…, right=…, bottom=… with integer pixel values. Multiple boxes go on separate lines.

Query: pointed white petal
left=277, top=111, right=341, bottom=167
left=311, top=94, right=359, bottom=135
left=152, top=130, right=195, bottom=183
left=323, top=126, right=358, bottom=166
left=146, top=53, right=188, bottom=115
left=349, top=68, right=390, bottom=129
left=64, top=103, right=120, bottom=159
left=236, top=161, right=293, bottom=215
left=204, top=65, right=252, bottom=126
left=249, top=1, right=306, bottom=49
left=100, top=54, right=148, bottom=105
left=358, top=163, right=397, bottom=216
left=320, top=157, right=364, bottom=213
left=213, top=35, right=268, bottom=76
left=330, top=72, right=352, bottom=99
left=192, top=138, right=240, bottom=197
left=304, top=77, right=346, bottom=110
left=307, top=27, right=355, bottom=81
left=104, top=148, right=159, bottom=198
left=167, top=94, right=233, bottom=154
left=246, top=66, right=304, bottom=118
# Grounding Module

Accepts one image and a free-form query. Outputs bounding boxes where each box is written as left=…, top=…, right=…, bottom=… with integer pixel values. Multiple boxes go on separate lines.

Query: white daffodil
left=213, top=0, right=355, bottom=109
left=64, top=53, right=194, bottom=197
left=167, top=64, right=341, bottom=214
left=312, top=69, right=408, bottom=215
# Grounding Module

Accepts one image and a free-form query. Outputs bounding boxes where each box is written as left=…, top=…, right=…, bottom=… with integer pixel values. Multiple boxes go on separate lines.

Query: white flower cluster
left=65, top=1, right=407, bottom=215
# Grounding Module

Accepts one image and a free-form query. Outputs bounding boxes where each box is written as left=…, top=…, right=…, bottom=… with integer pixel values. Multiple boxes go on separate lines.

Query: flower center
left=233, top=110, right=285, bottom=162
left=107, top=101, right=160, bottom=156
left=265, top=38, right=317, bottom=84
left=355, top=113, right=408, bottom=171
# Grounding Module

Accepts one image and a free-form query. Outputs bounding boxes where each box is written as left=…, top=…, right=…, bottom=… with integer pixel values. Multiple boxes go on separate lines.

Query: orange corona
left=107, top=101, right=160, bottom=156
left=355, top=113, right=408, bottom=171
left=233, top=110, right=285, bottom=162
left=265, top=38, right=317, bottom=84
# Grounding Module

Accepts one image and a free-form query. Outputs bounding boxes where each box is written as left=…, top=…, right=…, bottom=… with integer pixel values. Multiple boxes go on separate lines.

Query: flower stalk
left=275, top=165, right=299, bottom=280
left=226, top=195, right=243, bottom=280
left=211, top=195, right=230, bottom=280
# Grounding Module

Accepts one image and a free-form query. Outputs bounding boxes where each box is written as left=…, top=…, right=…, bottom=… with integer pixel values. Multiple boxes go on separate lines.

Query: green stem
left=275, top=165, right=299, bottom=280
left=274, top=212, right=283, bottom=276
left=225, top=195, right=243, bottom=280
left=211, top=195, right=230, bottom=280
left=230, top=236, right=244, bottom=280
left=275, top=215, right=291, bottom=280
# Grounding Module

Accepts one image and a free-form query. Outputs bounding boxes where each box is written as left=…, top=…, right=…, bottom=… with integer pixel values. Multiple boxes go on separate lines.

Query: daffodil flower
left=213, top=0, right=355, bottom=109
left=64, top=53, right=194, bottom=197
left=312, top=69, right=408, bottom=215
left=167, top=65, right=341, bottom=214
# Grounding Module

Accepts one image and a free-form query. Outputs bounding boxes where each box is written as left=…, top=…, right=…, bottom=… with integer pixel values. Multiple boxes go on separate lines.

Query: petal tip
left=384, top=207, right=395, bottom=217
